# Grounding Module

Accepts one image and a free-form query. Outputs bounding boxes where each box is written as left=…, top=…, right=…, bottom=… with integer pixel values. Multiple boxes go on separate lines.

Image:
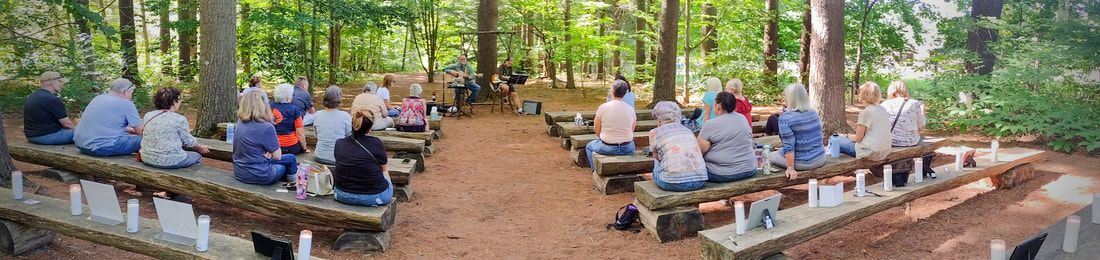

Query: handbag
left=306, top=164, right=335, bottom=196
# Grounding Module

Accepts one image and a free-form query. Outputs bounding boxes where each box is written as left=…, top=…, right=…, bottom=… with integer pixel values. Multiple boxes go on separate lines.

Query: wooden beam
left=568, top=132, right=650, bottom=150
left=0, top=219, right=52, bottom=256
left=698, top=148, right=1045, bottom=259
left=544, top=109, right=751, bottom=126
left=215, top=123, right=435, bottom=146
left=593, top=154, right=652, bottom=176
left=1034, top=203, right=1100, bottom=258
left=636, top=138, right=949, bottom=211
left=8, top=142, right=396, bottom=232
left=555, top=121, right=660, bottom=138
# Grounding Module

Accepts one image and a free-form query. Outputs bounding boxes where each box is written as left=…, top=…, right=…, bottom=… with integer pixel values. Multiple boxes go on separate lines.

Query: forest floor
left=5, top=72, right=1100, bottom=259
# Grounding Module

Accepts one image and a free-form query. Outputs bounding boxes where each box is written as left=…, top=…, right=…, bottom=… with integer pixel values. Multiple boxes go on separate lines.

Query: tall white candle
left=1064, top=215, right=1080, bottom=253
left=855, top=171, right=867, bottom=197
left=990, top=239, right=1006, bottom=260
left=70, top=185, right=82, bottom=216
left=991, top=138, right=1000, bottom=162
left=955, top=151, right=964, bottom=171
left=197, top=215, right=211, bottom=252
left=126, top=199, right=139, bottom=233
left=297, top=230, right=313, bottom=260
left=734, top=201, right=747, bottom=235
left=12, top=171, right=23, bottom=200
left=1093, top=194, right=1099, bottom=224
left=808, top=179, right=819, bottom=207
left=913, top=158, right=924, bottom=183
left=883, top=165, right=894, bottom=191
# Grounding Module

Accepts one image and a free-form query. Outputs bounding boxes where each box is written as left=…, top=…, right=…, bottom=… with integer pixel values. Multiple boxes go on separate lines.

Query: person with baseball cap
left=74, top=78, right=144, bottom=157
left=24, top=71, right=77, bottom=145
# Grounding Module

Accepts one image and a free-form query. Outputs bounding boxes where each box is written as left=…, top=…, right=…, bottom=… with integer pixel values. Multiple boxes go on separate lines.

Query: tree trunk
left=965, top=0, right=1004, bottom=75
left=798, top=0, right=811, bottom=86
left=119, top=0, right=141, bottom=84
left=401, top=26, right=410, bottom=72
left=634, top=0, right=647, bottom=79
left=195, top=0, right=238, bottom=138
left=74, top=0, right=97, bottom=74
left=701, top=3, right=717, bottom=57
left=597, top=17, right=606, bottom=80
left=610, top=5, right=622, bottom=73
left=177, top=0, right=197, bottom=82
left=158, top=0, right=171, bottom=75
left=563, top=0, right=577, bottom=89
left=852, top=0, right=877, bottom=104
left=682, top=0, right=691, bottom=104
left=328, top=22, right=342, bottom=86
left=476, top=0, right=499, bottom=100
left=0, top=114, right=15, bottom=188
left=309, top=4, right=319, bottom=87
left=809, top=0, right=850, bottom=134
left=240, top=4, right=252, bottom=76
left=650, top=0, right=679, bottom=107
left=138, top=0, right=151, bottom=65
left=763, top=0, right=779, bottom=90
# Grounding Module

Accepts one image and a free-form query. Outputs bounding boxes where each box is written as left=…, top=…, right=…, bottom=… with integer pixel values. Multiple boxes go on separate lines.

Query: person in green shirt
left=442, top=54, right=482, bottom=104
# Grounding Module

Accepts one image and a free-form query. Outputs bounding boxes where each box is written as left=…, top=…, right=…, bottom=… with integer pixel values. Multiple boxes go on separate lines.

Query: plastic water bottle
left=430, top=109, right=440, bottom=120
left=575, top=113, right=583, bottom=126
left=226, top=123, right=235, bottom=144
left=296, top=163, right=310, bottom=200
left=829, top=134, right=841, bottom=158
left=855, top=170, right=867, bottom=197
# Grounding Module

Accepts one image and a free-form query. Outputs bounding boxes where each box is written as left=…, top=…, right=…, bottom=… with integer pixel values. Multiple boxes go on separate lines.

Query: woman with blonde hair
left=332, top=106, right=394, bottom=206
left=232, top=92, right=298, bottom=185
left=725, top=78, right=753, bottom=124
left=698, top=77, right=723, bottom=125
left=829, top=82, right=892, bottom=161
left=881, top=80, right=926, bottom=147
left=770, top=83, right=826, bottom=180
left=380, top=74, right=401, bottom=117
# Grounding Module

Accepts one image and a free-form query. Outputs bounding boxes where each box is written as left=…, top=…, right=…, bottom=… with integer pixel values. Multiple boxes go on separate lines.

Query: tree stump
left=334, top=229, right=391, bottom=252
left=395, top=153, right=426, bottom=173
left=992, top=163, right=1036, bottom=189
left=393, top=185, right=413, bottom=202
left=0, top=219, right=55, bottom=256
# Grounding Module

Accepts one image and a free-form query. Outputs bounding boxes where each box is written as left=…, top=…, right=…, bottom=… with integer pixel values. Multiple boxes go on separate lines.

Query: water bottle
left=754, top=147, right=764, bottom=171
left=226, top=123, right=235, bottom=144
left=574, top=113, right=583, bottom=126
left=296, top=163, right=310, bottom=200
left=430, top=109, right=440, bottom=120
left=855, top=170, right=867, bottom=197
left=829, top=134, right=841, bottom=158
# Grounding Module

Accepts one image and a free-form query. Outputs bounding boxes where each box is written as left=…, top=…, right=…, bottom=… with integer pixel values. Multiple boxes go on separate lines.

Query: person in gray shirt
left=696, top=92, right=758, bottom=182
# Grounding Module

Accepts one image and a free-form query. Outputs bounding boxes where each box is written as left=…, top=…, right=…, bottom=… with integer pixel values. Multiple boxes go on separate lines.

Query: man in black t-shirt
left=24, top=71, right=77, bottom=145
left=495, top=58, right=523, bottom=114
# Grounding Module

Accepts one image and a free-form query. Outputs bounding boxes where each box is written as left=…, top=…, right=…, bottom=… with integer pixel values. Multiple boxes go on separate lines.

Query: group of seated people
left=22, top=71, right=426, bottom=207
left=587, top=77, right=927, bottom=192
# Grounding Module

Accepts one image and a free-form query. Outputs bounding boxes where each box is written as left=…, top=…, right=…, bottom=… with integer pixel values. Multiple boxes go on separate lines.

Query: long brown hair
left=381, top=74, right=395, bottom=88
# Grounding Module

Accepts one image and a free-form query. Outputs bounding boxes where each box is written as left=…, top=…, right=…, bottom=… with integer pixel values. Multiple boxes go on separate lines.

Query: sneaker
left=517, top=108, right=524, bottom=114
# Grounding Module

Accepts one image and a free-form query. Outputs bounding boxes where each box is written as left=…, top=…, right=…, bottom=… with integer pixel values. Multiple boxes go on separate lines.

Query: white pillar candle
left=1093, top=194, right=1099, bottom=224
left=955, top=151, right=965, bottom=171
left=808, top=179, right=819, bottom=206
left=297, top=230, right=313, bottom=260
left=990, top=138, right=1000, bottom=162
left=990, top=239, right=1006, bottom=260
left=883, top=165, right=894, bottom=191
left=126, top=199, right=140, bottom=233
left=1064, top=215, right=1080, bottom=253
left=855, top=172, right=866, bottom=197
left=913, top=158, right=924, bottom=183
left=196, top=215, right=211, bottom=252
left=12, top=171, right=23, bottom=200
left=734, top=201, right=747, bottom=235
left=70, top=184, right=82, bottom=216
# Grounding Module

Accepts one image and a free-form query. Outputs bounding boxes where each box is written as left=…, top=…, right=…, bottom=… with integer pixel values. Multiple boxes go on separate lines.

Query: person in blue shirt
left=73, top=78, right=143, bottom=157
left=612, top=73, right=636, bottom=109
left=769, top=83, right=826, bottom=180
left=233, top=92, right=298, bottom=185
left=697, top=77, right=722, bottom=126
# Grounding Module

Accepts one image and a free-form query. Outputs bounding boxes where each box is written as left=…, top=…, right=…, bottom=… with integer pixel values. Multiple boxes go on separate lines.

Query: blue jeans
left=585, top=140, right=635, bottom=169
left=652, top=161, right=705, bottom=192
left=831, top=136, right=858, bottom=157
left=334, top=180, right=394, bottom=207
left=270, top=154, right=299, bottom=183
left=768, top=150, right=827, bottom=171
left=388, top=107, right=401, bottom=118
left=707, top=169, right=758, bottom=183
left=455, top=82, right=482, bottom=104
left=27, top=129, right=74, bottom=145
left=144, top=151, right=202, bottom=169
left=79, top=135, right=141, bottom=157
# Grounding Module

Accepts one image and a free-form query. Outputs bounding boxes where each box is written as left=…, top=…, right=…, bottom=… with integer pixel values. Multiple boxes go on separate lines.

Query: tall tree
left=157, top=0, right=171, bottom=75
left=0, top=114, right=15, bottom=188
left=798, top=0, right=811, bottom=86
left=634, top=0, right=647, bottom=79
left=119, top=0, right=141, bottom=84
left=965, top=0, right=1004, bottom=75
left=195, top=0, right=237, bottom=138
left=138, top=0, right=151, bottom=65
left=177, top=0, right=197, bottom=81
left=596, top=8, right=606, bottom=80
left=73, top=0, right=97, bottom=74
left=328, top=21, right=342, bottom=86
left=563, top=0, right=576, bottom=89
left=650, top=0, right=679, bottom=106
left=763, top=0, right=779, bottom=89
left=809, top=0, right=850, bottom=134
left=476, top=0, right=500, bottom=97
left=700, top=3, right=717, bottom=57
left=851, top=0, right=878, bottom=103
left=240, top=3, right=252, bottom=76
left=410, top=0, right=440, bottom=83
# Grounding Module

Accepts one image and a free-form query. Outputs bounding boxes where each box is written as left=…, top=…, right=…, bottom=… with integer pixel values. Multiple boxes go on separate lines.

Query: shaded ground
left=6, top=72, right=1099, bottom=259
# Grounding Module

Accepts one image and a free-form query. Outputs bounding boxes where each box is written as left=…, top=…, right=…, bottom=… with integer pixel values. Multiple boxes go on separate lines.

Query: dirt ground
left=7, top=72, right=1100, bottom=259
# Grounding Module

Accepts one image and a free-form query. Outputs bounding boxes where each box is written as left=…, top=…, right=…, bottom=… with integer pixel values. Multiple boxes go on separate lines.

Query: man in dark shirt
left=495, top=58, right=523, bottom=114
left=24, top=71, right=77, bottom=145
left=292, top=76, right=317, bottom=126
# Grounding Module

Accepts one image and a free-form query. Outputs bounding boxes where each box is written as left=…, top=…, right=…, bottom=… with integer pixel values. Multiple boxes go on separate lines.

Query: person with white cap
left=649, top=101, right=708, bottom=191
left=24, top=71, right=77, bottom=145
left=74, top=78, right=144, bottom=157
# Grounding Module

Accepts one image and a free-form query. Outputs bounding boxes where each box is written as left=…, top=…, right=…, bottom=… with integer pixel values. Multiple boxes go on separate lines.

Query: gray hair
left=705, top=77, right=722, bottom=92
left=611, top=80, right=630, bottom=98
left=651, top=101, right=683, bottom=125
left=273, top=83, right=295, bottom=103
left=109, top=78, right=135, bottom=93
left=409, top=84, right=423, bottom=97
left=363, top=82, right=378, bottom=94
left=887, top=80, right=910, bottom=99
left=322, top=85, right=343, bottom=109
left=783, top=83, right=814, bottom=113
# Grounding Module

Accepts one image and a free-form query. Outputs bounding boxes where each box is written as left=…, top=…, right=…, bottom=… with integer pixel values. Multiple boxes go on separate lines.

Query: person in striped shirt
left=769, top=83, right=826, bottom=180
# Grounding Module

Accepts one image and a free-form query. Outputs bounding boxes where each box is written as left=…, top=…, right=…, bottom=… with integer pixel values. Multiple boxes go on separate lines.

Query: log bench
left=591, top=154, right=652, bottom=195
left=197, top=135, right=427, bottom=174
left=543, top=110, right=755, bottom=127
left=1033, top=203, right=1100, bottom=259
left=553, top=121, right=660, bottom=139
left=0, top=187, right=287, bottom=259
left=8, top=141, right=397, bottom=252
left=697, top=147, right=1046, bottom=259
left=295, top=153, right=417, bottom=203
left=214, top=123, right=431, bottom=152
left=633, top=138, right=948, bottom=242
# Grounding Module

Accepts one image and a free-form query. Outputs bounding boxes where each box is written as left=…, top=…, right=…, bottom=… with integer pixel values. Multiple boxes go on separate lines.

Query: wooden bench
left=544, top=110, right=757, bottom=127
left=697, top=147, right=1045, bottom=259
left=200, top=131, right=428, bottom=173
left=0, top=187, right=286, bottom=259
left=8, top=141, right=397, bottom=251
left=295, top=153, right=417, bottom=203
left=567, top=132, right=649, bottom=167
left=215, top=123, right=432, bottom=150
left=553, top=120, right=660, bottom=139
left=1033, top=203, right=1099, bottom=258
left=633, top=138, right=948, bottom=242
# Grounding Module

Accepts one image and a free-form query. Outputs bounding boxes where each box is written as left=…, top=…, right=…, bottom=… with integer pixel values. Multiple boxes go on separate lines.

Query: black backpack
left=606, top=204, right=640, bottom=232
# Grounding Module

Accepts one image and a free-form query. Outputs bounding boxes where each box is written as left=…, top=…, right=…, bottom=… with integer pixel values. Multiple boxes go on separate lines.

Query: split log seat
left=633, top=138, right=948, bottom=242
left=214, top=124, right=431, bottom=152
left=698, top=147, right=1046, bottom=259
left=554, top=121, right=659, bottom=139
left=543, top=110, right=749, bottom=126
left=8, top=141, right=397, bottom=251
left=296, top=153, right=416, bottom=202
left=591, top=154, right=653, bottom=195
left=0, top=187, right=292, bottom=259
left=198, top=136, right=427, bottom=173
left=564, top=132, right=650, bottom=151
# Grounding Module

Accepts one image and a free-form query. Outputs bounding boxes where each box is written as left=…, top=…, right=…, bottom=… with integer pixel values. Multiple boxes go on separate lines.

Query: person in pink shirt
left=585, top=80, right=637, bottom=170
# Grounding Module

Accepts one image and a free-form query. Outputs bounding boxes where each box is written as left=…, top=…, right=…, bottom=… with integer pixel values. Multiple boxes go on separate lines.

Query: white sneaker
left=517, top=108, right=524, bottom=114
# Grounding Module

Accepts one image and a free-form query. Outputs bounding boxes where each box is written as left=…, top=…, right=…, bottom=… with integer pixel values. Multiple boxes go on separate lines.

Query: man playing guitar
left=442, top=55, right=482, bottom=105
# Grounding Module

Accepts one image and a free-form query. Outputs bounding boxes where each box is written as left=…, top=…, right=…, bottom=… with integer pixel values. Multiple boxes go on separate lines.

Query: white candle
left=990, top=239, right=1006, bottom=260
left=913, top=158, right=924, bottom=183
left=855, top=171, right=866, bottom=197
left=197, top=215, right=211, bottom=252
left=1064, top=215, right=1080, bottom=253
left=990, top=138, right=1000, bottom=162
left=126, top=199, right=139, bottom=233
left=955, top=151, right=964, bottom=171
left=734, top=201, right=747, bottom=235
left=12, top=171, right=23, bottom=200
left=883, top=165, right=894, bottom=191
left=808, top=179, right=819, bottom=207
left=297, top=230, right=313, bottom=260
left=1093, top=194, right=1099, bottom=224
left=70, top=185, right=82, bottom=216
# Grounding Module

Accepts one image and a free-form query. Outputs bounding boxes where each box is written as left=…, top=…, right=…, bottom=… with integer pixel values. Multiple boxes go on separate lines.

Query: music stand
left=507, top=74, right=528, bottom=85
left=1009, top=233, right=1047, bottom=260
left=445, top=77, right=472, bottom=118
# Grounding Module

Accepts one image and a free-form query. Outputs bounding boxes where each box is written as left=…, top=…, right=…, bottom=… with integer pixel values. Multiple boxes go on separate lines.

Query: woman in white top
left=312, top=86, right=352, bottom=165
left=830, top=82, right=892, bottom=161
left=880, top=80, right=926, bottom=147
